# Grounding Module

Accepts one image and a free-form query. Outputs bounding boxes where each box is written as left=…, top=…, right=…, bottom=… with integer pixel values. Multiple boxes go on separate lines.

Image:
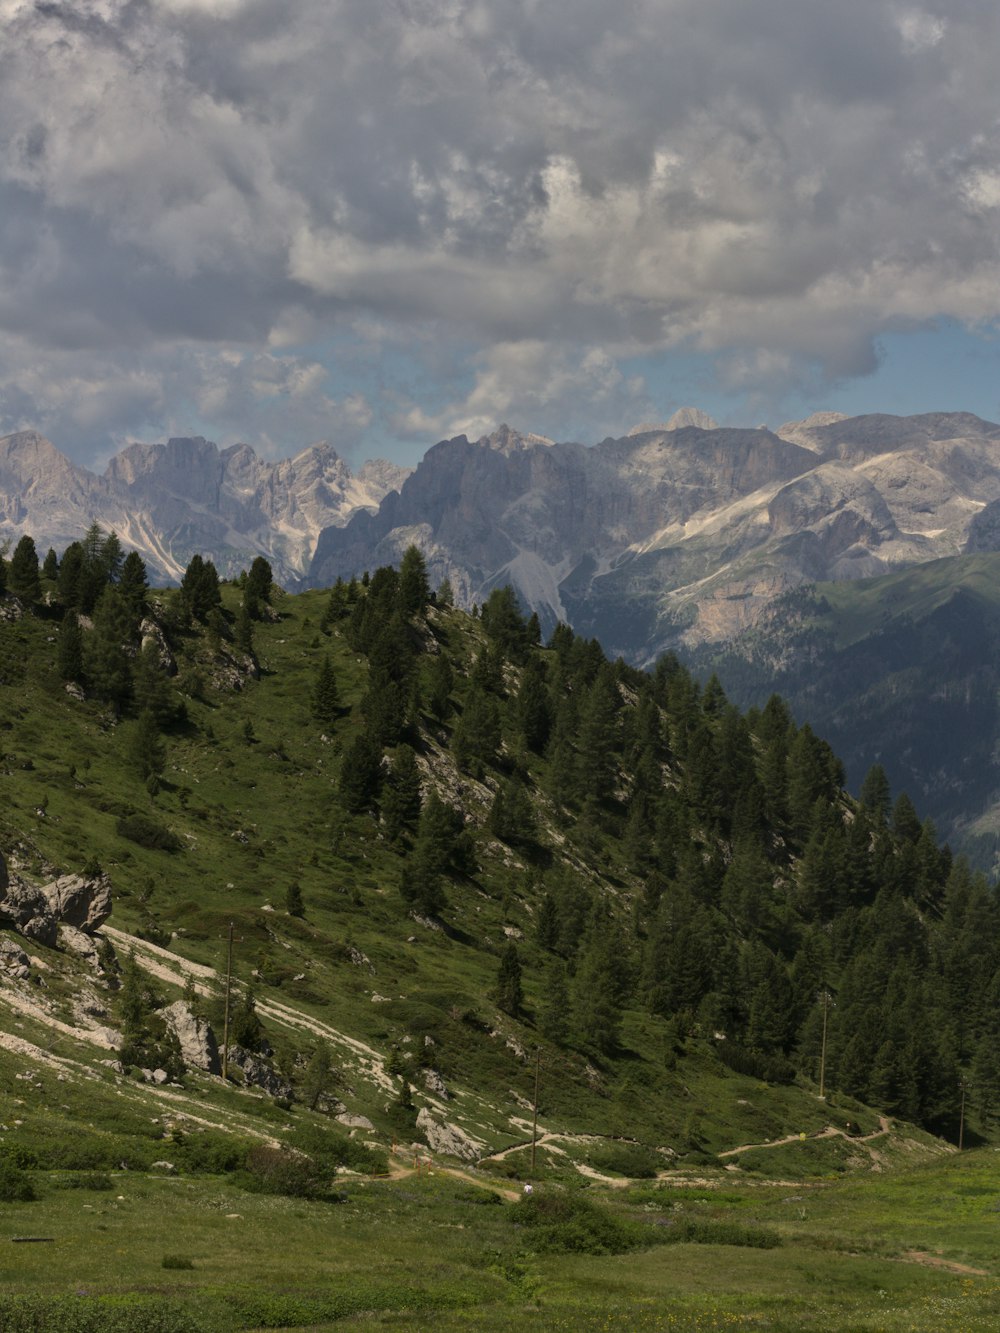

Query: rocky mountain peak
left=628, top=408, right=719, bottom=436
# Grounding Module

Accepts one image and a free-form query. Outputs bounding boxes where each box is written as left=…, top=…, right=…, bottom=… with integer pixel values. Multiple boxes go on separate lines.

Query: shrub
left=236, top=1145, right=343, bottom=1200
left=115, top=814, right=182, bottom=852
left=0, top=1159, right=36, bottom=1202
left=513, top=1192, right=635, bottom=1255
left=52, top=1172, right=113, bottom=1191
left=591, top=1143, right=661, bottom=1179
left=714, top=1040, right=796, bottom=1085
left=0, top=1295, right=201, bottom=1332
left=161, top=1256, right=195, bottom=1270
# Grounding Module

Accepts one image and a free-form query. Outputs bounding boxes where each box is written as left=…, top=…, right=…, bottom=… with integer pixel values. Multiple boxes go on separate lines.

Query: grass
left=0, top=1161, right=998, bottom=1331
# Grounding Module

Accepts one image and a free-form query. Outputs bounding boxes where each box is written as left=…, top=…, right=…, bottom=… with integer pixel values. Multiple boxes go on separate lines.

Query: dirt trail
left=718, top=1115, right=893, bottom=1158
left=385, top=1152, right=520, bottom=1202
left=900, top=1250, right=988, bottom=1276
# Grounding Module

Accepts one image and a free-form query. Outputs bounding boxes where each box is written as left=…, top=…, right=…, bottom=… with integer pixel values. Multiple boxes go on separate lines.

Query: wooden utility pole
left=818, top=991, right=833, bottom=1100
left=959, top=1078, right=969, bottom=1151
left=530, top=1047, right=541, bottom=1173
left=222, top=921, right=235, bottom=1081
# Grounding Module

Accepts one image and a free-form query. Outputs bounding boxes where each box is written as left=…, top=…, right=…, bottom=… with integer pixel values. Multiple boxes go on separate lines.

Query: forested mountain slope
left=1, top=530, right=998, bottom=1177
left=691, top=552, right=1000, bottom=873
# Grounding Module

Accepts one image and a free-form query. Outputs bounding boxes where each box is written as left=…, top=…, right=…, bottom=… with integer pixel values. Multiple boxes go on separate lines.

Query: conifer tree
left=381, top=743, right=422, bottom=842
left=338, top=732, right=383, bottom=813
left=85, top=587, right=134, bottom=712
left=489, top=775, right=538, bottom=846
left=58, top=541, right=84, bottom=608
left=496, top=942, right=523, bottom=1017
left=301, top=1041, right=335, bottom=1111
left=126, top=709, right=167, bottom=783
left=57, top=612, right=84, bottom=683
left=452, top=684, right=501, bottom=775
left=118, top=551, right=149, bottom=622
left=233, top=600, right=255, bottom=654
left=398, top=545, right=430, bottom=615
left=244, top=556, right=273, bottom=618
left=42, top=547, right=58, bottom=582
left=8, top=534, right=41, bottom=601
left=132, top=641, right=178, bottom=728
left=312, top=655, right=341, bottom=727
left=539, top=961, right=570, bottom=1045
left=428, top=653, right=454, bottom=721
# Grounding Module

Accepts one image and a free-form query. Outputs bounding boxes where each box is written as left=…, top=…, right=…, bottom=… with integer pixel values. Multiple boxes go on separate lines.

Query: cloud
left=2, top=0, right=1000, bottom=460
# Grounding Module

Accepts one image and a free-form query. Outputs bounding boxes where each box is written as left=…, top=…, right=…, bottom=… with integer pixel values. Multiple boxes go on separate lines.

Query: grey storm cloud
left=2, top=0, right=1000, bottom=459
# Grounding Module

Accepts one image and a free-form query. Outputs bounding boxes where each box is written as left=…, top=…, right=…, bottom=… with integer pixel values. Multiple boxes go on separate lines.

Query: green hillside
left=2, top=533, right=1000, bottom=1329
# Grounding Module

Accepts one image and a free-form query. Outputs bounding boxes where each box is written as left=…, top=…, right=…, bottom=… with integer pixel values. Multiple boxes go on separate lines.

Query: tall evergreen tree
left=312, top=655, right=341, bottom=727
left=58, top=612, right=85, bottom=683
left=8, top=535, right=41, bottom=601
left=397, top=545, right=430, bottom=616
left=496, top=942, right=524, bottom=1017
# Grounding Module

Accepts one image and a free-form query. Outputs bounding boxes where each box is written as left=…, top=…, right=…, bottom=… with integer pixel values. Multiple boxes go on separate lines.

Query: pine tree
left=57, top=612, right=84, bottom=683
left=233, top=600, right=255, bottom=654
left=132, top=641, right=178, bottom=728
left=118, top=551, right=149, bottom=621
left=397, top=545, right=430, bottom=616
left=428, top=653, right=454, bottom=721
left=300, top=1041, right=335, bottom=1111
left=85, top=588, right=134, bottom=712
left=489, top=775, right=538, bottom=846
left=312, top=655, right=341, bottom=727
left=452, top=685, right=501, bottom=775
left=286, top=882, right=305, bottom=918
left=244, top=556, right=273, bottom=618
left=539, top=961, right=570, bottom=1044
left=338, top=732, right=383, bottom=813
left=381, top=744, right=422, bottom=842
left=496, top=942, right=523, bottom=1017
left=8, top=535, right=41, bottom=601
left=42, top=547, right=58, bottom=582
left=126, top=709, right=167, bottom=783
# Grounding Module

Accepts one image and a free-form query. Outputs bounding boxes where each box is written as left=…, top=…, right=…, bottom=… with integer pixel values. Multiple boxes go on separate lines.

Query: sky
left=4, top=0, right=1000, bottom=471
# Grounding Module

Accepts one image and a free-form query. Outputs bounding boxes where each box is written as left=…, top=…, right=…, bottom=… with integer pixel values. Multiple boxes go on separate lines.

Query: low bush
left=52, top=1173, right=113, bottom=1191
left=0, top=1159, right=36, bottom=1202
left=285, top=1124, right=387, bottom=1177
left=591, top=1142, right=661, bottom=1179
left=0, top=1295, right=200, bottom=1332
left=115, top=814, right=182, bottom=852
left=714, top=1040, right=796, bottom=1085
left=161, top=1256, right=194, bottom=1270
left=513, top=1191, right=636, bottom=1255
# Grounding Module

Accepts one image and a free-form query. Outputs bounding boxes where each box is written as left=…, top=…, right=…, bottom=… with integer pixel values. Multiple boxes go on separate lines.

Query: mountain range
left=0, top=429, right=410, bottom=587
left=7, top=409, right=1000, bottom=664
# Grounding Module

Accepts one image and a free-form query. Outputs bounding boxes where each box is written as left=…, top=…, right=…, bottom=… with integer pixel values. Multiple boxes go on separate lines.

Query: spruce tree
left=42, top=547, right=59, bottom=581
left=85, top=588, right=134, bottom=712
left=244, top=556, right=273, bottom=618
left=8, top=534, right=41, bottom=601
left=118, top=551, right=149, bottom=621
left=338, top=732, right=383, bottom=813
left=381, top=744, right=422, bottom=842
left=126, top=709, right=167, bottom=783
left=397, top=545, right=430, bottom=616
left=57, top=612, right=84, bottom=683
left=312, top=655, right=341, bottom=727
left=496, top=942, right=523, bottom=1017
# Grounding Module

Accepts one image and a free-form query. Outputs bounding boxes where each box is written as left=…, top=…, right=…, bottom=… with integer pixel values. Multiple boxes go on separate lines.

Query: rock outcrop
left=415, top=1108, right=484, bottom=1162
left=162, top=1001, right=221, bottom=1075
left=0, top=854, right=112, bottom=950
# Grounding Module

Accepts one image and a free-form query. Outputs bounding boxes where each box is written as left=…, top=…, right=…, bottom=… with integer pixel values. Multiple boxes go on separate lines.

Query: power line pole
left=222, top=921, right=236, bottom=1081
left=530, top=1047, right=541, bottom=1173
left=959, top=1077, right=969, bottom=1151
left=818, top=991, right=834, bottom=1100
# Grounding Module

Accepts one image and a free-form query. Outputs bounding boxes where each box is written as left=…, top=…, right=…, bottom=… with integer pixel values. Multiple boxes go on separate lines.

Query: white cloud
left=2, top=0, right=1000, bottom=460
